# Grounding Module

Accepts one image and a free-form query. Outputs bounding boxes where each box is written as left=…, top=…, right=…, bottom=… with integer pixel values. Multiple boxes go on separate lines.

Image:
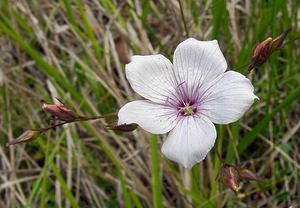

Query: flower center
left=182, top=105, right=196, bottom=116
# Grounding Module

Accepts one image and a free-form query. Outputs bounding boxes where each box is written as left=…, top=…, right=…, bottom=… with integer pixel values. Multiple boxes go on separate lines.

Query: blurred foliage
left=0, top=0, right=299, bottom=207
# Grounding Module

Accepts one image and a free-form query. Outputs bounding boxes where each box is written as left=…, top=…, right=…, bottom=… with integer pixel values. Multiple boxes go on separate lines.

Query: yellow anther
left=183, top=106, right=194, bottom=116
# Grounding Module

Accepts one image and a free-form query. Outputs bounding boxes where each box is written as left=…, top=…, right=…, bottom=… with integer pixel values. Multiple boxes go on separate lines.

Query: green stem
left=150, top=135, right=163, bottom=208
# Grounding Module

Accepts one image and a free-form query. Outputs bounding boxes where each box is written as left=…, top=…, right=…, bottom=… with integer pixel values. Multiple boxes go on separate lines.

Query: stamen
left=183, top=106, right=194, bottom=116
left=179, top=104, right=196, bottom=117
left=164, top=96, right=178, bottom=108
left=165, top=97, right=169, bottom=105
left=177, top=81, right=185, bottom=88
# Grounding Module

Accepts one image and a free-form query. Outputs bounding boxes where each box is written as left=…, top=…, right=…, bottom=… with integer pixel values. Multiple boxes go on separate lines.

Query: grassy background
left=0, top=0, right=299, bottom=207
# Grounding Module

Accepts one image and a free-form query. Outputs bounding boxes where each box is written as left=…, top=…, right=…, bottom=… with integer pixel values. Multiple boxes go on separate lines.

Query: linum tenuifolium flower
left=118, top=38, right=258, bottom=168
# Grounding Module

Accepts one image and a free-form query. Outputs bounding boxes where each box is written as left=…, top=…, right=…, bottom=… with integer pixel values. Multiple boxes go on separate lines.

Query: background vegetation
left=0, top=0, right=299, bottom=207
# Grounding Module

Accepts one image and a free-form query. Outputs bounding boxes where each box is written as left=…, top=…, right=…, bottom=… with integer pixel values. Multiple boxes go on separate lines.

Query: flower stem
left=232, top=62, right=251, bottom=72
left=31, top=121, right=70, bottom=132
left=226, top=125, right=240, bottom=164
left=178, top=0, right=189, bottom=37
left=31, top=114, right=115, bottom=133
left=150, top=134, right=163, bottom=208
left=183, top=168, right=192, bottom=207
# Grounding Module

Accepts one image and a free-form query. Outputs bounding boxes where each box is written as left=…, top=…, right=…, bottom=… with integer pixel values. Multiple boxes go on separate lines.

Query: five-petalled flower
left=118, top=38, right=258, bottom=168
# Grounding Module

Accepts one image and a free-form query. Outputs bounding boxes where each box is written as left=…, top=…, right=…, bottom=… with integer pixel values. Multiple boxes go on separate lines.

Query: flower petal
left=161, top=116, right=216, bottom=168
left=117, top=100, right=177, bottom=134
left=173, top=38, right=227, bottom=97
left=126, top=55, right=177, bottom=104
left=199, top=71, right=258, bottom=124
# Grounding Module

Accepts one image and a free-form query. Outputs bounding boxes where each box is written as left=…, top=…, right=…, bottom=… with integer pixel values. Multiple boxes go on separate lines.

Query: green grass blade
left=129, top=189, right=143, bottom=208
left=118, top=170, right=132, bottom=208
left=40, top=136, right=51, bottom=208
left=50, top=162, right=80, bottom=208
left=26, top=131, right=67, bottom=206
left=75, top=0, right=104, bottom=64
left=150, top=135, right=163, bottom=208
left=211, top=0, right=227, bottom=39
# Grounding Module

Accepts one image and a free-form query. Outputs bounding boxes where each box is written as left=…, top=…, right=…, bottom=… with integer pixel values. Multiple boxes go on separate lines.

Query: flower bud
left=249, top=28, right=291, bottom=71
left=271, top=28, right=291, bottom=51
left=220, top=164, right=240, bottom=192
left=238, top=167, right=261, bottom=181
left=249, top=37, right=273, bottom=70
left=42, top=103, right=76, bottom=121
left=8, top=130, right=37, bottom=145
left=107, top=123, right=138, bottom=132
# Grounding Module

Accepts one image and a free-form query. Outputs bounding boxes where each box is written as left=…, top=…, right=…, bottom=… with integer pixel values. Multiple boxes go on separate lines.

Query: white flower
left=118, top=38, right=258, bottom=168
